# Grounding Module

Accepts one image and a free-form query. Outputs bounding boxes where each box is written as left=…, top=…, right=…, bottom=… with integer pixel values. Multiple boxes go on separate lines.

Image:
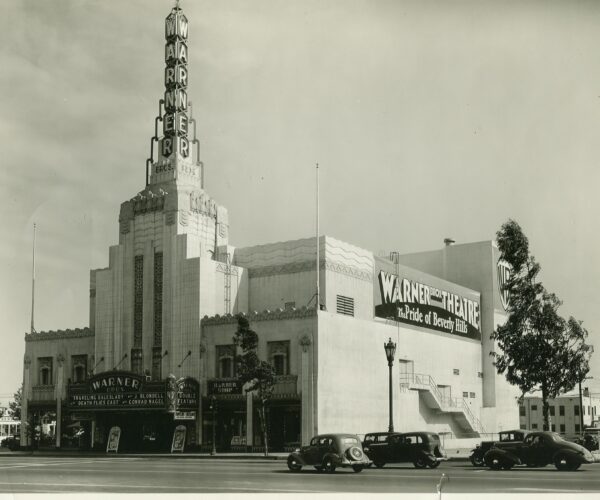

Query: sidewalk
left=0, top=447, right=473, bottom=461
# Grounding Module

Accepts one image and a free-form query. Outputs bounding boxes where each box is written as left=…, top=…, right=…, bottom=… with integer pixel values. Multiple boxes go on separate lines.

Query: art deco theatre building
left=21, top=4, right=519, bottom=452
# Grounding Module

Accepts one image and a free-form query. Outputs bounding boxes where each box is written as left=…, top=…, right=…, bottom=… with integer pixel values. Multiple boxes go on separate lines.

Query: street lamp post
left=384, top=338, right=397, bottom=433
left=210, top=395, right=217, bottom=456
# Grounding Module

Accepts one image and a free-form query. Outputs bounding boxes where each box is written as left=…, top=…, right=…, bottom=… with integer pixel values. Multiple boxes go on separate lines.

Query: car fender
left=552, top=449, right=585, bottom=464
left=484, top=448, right=521, bottom=466
left=323, top=452, right=342, bottom=465
left=288, top=452, right=308, bottom=466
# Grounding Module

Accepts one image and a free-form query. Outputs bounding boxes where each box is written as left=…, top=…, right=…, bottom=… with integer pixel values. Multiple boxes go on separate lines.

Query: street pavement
left=0, top=453, right=598, bottom=494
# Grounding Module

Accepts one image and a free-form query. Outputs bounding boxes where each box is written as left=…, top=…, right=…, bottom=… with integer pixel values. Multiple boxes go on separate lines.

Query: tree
left=492, top=219, right=592, bottom=430
left=233, top=315, right=275, bottom=456
left=8, top=385, right=23, bottom=421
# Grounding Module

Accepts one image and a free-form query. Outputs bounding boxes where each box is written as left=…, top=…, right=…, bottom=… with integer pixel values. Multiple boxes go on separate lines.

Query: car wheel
left=429, top=461, right=441, bottom=469
left=487, top=457, right=503, bottom=470
left=287, top=456, right=303, bottom=472
left=470, top=455, right=484, bottom=467
left=352, top=465, right=364, bottom=473
left=555, top=455, right=578, bottom=471
left=413, top=458, right=428, bottom=469
left=322, top=457, right=336, bottom=473
left=373, top=461, right=386, bottom=468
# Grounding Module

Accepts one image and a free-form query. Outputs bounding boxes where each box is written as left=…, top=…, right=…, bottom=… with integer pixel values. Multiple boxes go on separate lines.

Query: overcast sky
left=1, top=0, right=600, bottom=403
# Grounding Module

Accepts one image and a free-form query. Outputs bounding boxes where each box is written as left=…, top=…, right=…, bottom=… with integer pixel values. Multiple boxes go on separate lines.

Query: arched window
left=71, top=355, right=88, bottom=383
left=216, top=345, right=236, bottom=378
left=38, top=357, right=53, bottom=386
left=268, top=341, right=290, bottom=376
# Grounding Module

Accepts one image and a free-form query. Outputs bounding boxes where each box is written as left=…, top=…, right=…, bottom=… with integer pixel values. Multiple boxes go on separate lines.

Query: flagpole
left=316, top=163, right=320, bottom=310
left=30, top=223, right=36, bottom=334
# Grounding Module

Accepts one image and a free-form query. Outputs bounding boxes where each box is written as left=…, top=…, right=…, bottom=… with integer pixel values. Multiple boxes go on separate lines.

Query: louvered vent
left=336, top=295, right=354, bottom=316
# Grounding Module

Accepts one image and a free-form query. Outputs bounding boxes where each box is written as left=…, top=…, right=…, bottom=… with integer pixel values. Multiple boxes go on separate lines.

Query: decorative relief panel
left=154, top=252, right=163, bottom=347
left=134, top=255, right=144, bottom=347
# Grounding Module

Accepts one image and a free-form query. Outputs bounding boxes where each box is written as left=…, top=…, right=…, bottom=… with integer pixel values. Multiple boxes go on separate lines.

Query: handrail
left=399, top=372, right=485, bottom=433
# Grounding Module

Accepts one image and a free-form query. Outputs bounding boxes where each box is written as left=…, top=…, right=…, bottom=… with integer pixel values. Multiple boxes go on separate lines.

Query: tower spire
left=145, top=2, right=202, bottom=188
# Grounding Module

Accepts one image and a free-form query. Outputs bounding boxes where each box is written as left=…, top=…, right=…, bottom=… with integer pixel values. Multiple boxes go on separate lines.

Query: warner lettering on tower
left=375, top=270, right=481, bottom=340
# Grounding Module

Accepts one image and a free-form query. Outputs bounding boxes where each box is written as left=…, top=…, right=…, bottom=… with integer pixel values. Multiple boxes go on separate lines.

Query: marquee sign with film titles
left=67, top=371, right=199, bottom=412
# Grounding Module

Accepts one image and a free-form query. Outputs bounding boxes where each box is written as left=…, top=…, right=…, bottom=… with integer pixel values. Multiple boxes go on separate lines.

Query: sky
left=1, top=0, right=600, bottom=403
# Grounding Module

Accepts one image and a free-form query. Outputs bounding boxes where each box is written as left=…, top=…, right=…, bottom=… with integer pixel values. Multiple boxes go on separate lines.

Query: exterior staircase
left=399, top=372, right=485, bottom=436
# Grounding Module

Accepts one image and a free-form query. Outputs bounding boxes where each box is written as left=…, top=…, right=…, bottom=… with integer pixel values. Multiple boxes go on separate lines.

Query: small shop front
left=202, top=378, right=301, bottom=452
left=67, top=370, right=199, bottom=452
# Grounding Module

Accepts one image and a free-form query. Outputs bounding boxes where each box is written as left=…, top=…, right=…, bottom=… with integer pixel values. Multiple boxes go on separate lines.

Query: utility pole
left=30, top=223, right=36, bottom=334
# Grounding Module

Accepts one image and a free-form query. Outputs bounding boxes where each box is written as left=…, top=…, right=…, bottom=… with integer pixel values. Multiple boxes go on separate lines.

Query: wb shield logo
left=497, top=260, right=511, bottom=310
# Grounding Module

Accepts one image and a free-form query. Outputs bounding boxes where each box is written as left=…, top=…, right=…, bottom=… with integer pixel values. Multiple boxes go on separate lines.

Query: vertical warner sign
left=162, top=6, right=189, bottom=159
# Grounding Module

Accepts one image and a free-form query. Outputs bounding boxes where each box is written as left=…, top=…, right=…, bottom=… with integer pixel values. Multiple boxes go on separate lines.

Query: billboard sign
left=374, top=261, right=481, bottom=340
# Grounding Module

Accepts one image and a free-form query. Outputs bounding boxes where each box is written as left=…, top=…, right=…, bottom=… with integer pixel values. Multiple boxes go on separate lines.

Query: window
left=550, top=406, right=555, bottom=416
left=519, top=406, right=526, bottom=416
left=336, top=295, right=354, bottom=316
left=453, top=369, right=460, bottom=375
left=574, top=405, right=580, bottom=416
left=560, top=424, right=566, bottom=433
left=551, top=424, right=556, bottom=431
left=463, top=392, right=469, bottom=398
left=477, top=372, right=483, bottom=378
left=71, top=355, right=88, bottom=383
left=469, top=392, right=476, bottom=398
left=38, top=357, right=53, bottom=386
left=575, top=424, right=581, bottom=433
left=559, top=405, right=565, bottom=416
left=531, top=405, right=537, bottom=411
left=520, top=424, right=527, bottom=430
left=268, top=341, right=290, bottom=376
left=216, top=345, right=236, bottom=378
left=284, top=301, right=296, bottom=311
left=532, top=423, right=538, bottom=429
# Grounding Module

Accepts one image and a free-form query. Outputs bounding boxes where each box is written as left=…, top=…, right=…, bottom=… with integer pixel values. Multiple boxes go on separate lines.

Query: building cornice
left=247, top=260, right=372, bottom=282
left=202, top=307, right=317, bottom=326
left=25, top=327, right=94, bottom=342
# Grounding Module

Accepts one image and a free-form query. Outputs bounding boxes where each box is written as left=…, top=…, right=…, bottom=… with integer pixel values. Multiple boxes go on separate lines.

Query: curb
left=0, top=451, right=473, bottom=462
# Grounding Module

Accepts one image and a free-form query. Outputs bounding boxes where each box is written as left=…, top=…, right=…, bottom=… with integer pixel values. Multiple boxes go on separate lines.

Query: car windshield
left=342, top=437, right=359, bottom=445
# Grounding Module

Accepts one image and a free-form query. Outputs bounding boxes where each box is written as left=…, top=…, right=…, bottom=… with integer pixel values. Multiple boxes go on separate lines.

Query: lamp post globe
left=384, top=338, right=396, bottom=432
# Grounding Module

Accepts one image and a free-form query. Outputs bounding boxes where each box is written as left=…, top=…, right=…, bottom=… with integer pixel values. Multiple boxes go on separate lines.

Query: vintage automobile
left=0, top=435, right=20, bottom=451
left=484, top=431, right=596, bottom=471
left=469, top=429, right=529, bottom=466
left=362, top=432, right=395, bottom=448
left=287, top=433, right=371, bottom=473
left=363, top=431, right=447, bottom=469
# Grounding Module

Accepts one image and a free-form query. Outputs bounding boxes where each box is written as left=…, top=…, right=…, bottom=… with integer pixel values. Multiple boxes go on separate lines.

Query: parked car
left=287, top=433, right=371, bottom=473
left=0, top=435, right=20, bottom=451
left=470, top=429, right=530, bottom=466
left=484, top=431, right=596, bottom=471
left=582, top=428, right=600, bottom=451
left=363, top=431, right=447, bottom=469
left=362, top=432, right=395, bottom=448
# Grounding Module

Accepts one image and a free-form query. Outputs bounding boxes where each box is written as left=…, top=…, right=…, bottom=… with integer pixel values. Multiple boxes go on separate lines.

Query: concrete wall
left=25, top=332, right=95, bottom=389
left=316, top=312, right=482, bottom=437
left=397, top=241, right=521, bottom=433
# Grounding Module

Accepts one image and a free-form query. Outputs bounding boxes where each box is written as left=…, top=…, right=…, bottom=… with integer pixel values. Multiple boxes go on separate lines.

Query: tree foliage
left=233, top=315, right=275, bottom=455
left=492, top=219, right=592, bottom=429
left=8, top=385, right=22, bottom=421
